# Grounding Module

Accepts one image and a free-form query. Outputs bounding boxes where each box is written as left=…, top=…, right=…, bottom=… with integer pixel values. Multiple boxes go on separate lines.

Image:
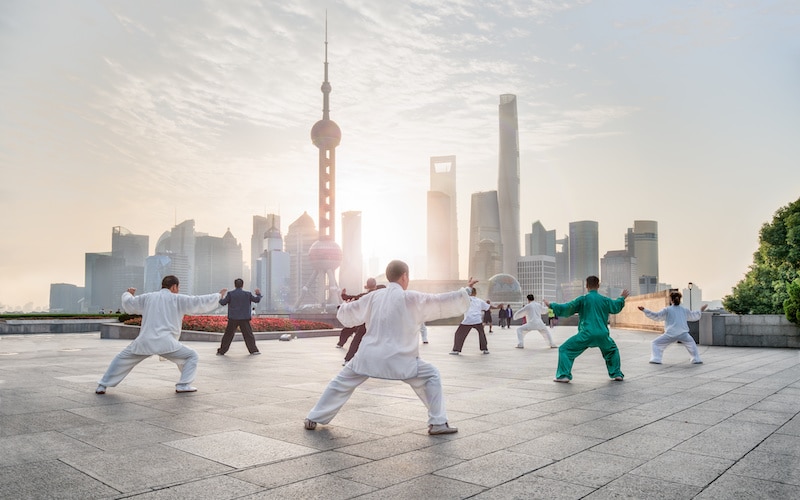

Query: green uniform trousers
left=555, top=331, right=623, bottom=380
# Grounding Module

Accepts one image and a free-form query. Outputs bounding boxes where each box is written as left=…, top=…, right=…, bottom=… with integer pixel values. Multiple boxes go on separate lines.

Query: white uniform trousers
left=651, top=332, right=702, bottom=363
left=98, top=343, right=199, bottom=388
left=516, top=322, right=556, bottom=347
left=306, top=360, right=447, bottom=425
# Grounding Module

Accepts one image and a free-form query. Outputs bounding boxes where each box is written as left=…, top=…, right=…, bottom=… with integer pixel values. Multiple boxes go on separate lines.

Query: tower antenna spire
left=322, top=10, right=331, bottom=120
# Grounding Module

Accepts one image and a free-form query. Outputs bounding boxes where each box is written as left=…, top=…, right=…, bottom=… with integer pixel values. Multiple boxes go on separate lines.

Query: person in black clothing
left=217, top=279, right=262, bottom=355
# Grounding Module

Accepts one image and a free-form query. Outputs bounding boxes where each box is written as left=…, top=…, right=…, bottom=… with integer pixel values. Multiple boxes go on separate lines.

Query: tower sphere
left=308, top=239, right=342, bottom=271
left=311, top=119, right=341, bottom=149
left=486, top=273, right=523, bottom=304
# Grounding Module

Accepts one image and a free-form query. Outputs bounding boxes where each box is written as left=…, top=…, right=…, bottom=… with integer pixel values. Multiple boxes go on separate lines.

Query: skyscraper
left=286, top=212, right=319, bottom=307
left=84, top=252, right=113, bottom=312
left=251, top=214, right=280, bottom=288
left=555, top=234, right=570, bottom=301
left=517, top=256, right=556, bottom=303
left=155, top=219, right=196, bottom=294
left=498, top=94, right=521, bottom=276
left=525, top=220, right=555, bottom=257
left=626, top=220, right=659, bottom=294
left=601, top=249, right=639, bottom=296
left=340, top=210, right=363, bottom=293
left=256, top=223, right=290, bottom=312
left=427, top=155, right=459, bottom=280
left=296, top=22, right=342, bottom=310
left=569, top=220, right=599, bottom=283
left=194, top=229, right=243, bottom=294
left=468, top=191, right=502, bottom=281
left=111, top=226, right=148, bottom=301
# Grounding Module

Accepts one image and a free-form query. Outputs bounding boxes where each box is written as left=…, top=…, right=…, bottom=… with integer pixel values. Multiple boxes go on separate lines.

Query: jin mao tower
left=295, top=21, right=342, bottom=310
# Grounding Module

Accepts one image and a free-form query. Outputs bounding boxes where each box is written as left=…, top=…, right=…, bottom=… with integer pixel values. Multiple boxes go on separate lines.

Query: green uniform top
left=550, top=290, right=625, bottom=338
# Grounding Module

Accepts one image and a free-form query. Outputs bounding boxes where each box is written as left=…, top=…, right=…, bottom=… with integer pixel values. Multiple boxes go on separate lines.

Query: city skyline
left=2, top=1, right=799, bottom=310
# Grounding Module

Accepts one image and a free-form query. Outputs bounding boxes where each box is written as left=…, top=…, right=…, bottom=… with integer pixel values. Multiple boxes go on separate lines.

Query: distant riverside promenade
left=3, top=291, right=799, bottom=349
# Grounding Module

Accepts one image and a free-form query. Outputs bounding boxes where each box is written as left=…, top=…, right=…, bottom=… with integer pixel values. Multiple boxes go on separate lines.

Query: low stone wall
left=0, top=319, right=111, bottom=334
left=610, top=291, right=670, bottom=332
left=706, top=314, right=800, bottom=348
left=100, top=323, right=339, bottom=342
left=606, top=290, right=800, bottom=348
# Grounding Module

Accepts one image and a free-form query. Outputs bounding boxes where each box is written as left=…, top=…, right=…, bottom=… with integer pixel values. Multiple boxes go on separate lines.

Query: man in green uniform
left=544, top=276, right=629, bottom=383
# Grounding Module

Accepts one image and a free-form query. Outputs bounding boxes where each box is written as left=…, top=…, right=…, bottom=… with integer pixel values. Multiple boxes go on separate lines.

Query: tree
left=785, top=278, right=800, bottom=325
left=723, top=197, right=800, bottom=319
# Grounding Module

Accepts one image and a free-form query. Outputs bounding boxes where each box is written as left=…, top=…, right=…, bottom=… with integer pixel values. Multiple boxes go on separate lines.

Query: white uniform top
left=121, top=289, right=222, bottom=355
left=641, top=305, right=702, bottom=338
left=513, top=301, right=547, bottom=328
left=337, top=282, right=470, bottom=380
left=461, top=296, right=490, bottom=325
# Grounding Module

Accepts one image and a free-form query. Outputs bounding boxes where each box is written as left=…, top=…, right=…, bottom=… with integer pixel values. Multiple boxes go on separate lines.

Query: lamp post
left=688, top=282, right=693, bottom=311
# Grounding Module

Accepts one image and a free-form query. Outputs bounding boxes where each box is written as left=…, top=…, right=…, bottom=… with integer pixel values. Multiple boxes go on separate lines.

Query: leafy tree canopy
left=723, top=197, right=800, bottom=319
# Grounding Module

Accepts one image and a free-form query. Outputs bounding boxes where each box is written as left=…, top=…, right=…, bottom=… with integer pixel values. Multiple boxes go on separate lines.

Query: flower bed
left=123, top=315, right=332, bottom=332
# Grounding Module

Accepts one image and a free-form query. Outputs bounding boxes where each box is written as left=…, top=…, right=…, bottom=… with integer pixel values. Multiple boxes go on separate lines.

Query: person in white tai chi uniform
left=304, top=260, right=476, bottom=435
left=638, top=291, right=707, bottom=364
left=513, top=294, right=558, bottom=349
left=95, top=275, right=226, bottom=394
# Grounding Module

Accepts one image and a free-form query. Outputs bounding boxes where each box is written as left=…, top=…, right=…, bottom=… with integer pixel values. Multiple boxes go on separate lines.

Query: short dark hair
left=162, top=275, right=179, bottom=289
left=385, top=260, right=409, bottom=282
left=670, top=291, right=682, bottom=306
left=527, top=294, right=535, bottom=301
left=234, top=278, right=244, bottom=288
left=586, top=276, right=600, bottom=289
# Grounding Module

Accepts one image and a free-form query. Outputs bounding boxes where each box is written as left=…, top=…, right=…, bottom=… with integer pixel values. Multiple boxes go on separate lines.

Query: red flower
left=123, top=315, right=332, bottom=333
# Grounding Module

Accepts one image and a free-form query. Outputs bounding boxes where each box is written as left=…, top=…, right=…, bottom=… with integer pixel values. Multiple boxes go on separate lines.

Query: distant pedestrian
left=340, top=278, right=380, bottom=365
left=336, top=278, right=376, bottom=350
left=217, top=279, right=263, bottom=356
left=638, top=292, right=707, bottom=364
left=96, top=276, right=225, bottom=394
left=548, top=307, right=558, bottom=327
left=450, top=287, right=490, bottom=355
left=483, top=300, right=494, bottom=333
left=304, top=260, right=476, bottom=435
left=514, top=294, right=558, bottom=349
left=498, top=304, right=509, bottom=328
left=545, top=276, right=628, bottom=383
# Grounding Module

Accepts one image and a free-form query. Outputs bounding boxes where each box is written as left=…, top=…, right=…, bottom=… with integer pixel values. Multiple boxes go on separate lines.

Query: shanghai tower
left=498, top=94, right=520, bottom=276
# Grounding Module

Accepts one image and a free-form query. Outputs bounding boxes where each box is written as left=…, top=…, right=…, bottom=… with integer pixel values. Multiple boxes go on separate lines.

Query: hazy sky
left=2, top=0, right=799, bottom=311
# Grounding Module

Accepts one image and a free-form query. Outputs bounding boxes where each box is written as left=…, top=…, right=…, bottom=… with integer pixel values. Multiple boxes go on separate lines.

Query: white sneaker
left=692, top=360, right=703, bottom=364
left=175, top=384, right=197, bottom=393
left=95, top=385, right=106, bottom=394
left=553, top=377, right=570, bottom=383
left=428, top=422, right=458, bottom=435
left=515, top=345, right=524, bottom=349
left=649, top=360, right=662, bottom=364
left=449, top=351, right=460, bottom=355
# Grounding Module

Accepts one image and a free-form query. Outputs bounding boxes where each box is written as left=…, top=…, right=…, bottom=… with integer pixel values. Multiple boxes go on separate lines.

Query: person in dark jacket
left=217, top=278, right=262, bottom=355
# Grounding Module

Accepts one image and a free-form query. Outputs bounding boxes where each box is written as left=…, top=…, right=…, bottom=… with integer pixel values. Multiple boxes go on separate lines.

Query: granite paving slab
left=164, top=429, right=318, bottom=468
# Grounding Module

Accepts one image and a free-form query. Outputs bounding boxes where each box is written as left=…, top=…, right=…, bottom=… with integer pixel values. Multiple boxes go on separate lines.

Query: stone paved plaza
left=2, top=325, right=800, bottom=499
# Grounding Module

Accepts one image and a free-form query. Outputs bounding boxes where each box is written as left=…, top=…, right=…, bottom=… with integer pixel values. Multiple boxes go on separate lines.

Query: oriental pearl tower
left=295, top=22, right=343, bottom=311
